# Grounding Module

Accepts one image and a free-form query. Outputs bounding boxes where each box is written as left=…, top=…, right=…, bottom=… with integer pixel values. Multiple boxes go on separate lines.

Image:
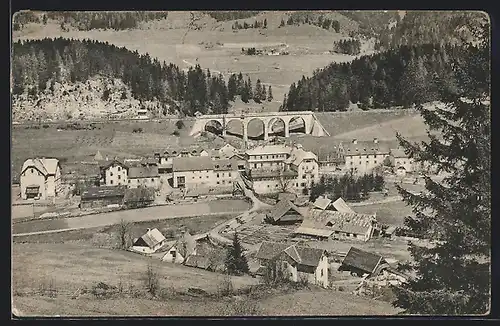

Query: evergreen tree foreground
left=224, top=232, right=250, bottom=276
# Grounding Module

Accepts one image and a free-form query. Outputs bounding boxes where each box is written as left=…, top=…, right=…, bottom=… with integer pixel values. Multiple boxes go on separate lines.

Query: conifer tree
left=391, top=24, right=490, bottom=314
left=267, top=85, right=273, bottom=101
left=224, top=232, right=249, bottom=276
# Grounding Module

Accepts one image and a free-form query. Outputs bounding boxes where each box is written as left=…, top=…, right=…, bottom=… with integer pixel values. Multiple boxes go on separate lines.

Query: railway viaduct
left=189, top=111, right=330, bottom=142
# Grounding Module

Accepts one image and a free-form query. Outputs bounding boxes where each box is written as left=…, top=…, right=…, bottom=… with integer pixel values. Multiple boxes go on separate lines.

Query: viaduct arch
left=193, top=111, right=329, bottom=142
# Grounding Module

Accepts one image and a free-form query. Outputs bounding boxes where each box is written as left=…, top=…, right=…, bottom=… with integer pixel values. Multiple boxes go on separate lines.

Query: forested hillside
left=13, top=11, right=169, bottom=32
left=375, top=11, right=487, bottom=50
left=12, top=38, right=260, bottom=118
left=204, top=11, right=260, bottom=21
left=280, top=44, right=479, bottom=112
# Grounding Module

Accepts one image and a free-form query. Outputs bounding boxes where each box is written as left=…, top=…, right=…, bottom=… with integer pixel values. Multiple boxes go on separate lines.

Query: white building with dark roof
left=127, top=166, right=160, bottom=189
left=255, top=241, right=329, bottom=288
left=20, top=158, right=62, bottom=200
left=244, top=144, right=319, bottom=195
left=131, top=228, right=166, bottom=254
left=340, top=138, right=394, bottom=175
left=389, top=147, right=415, bottom=175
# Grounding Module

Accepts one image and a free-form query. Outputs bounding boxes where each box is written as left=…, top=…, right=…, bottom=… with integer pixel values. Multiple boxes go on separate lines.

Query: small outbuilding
left=131, top=228, right=167, bottom=254
left=79, top=185, right=126, bottom=209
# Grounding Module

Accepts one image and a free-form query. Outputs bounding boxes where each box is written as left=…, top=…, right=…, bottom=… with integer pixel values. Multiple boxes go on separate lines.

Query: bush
left=91, top=281, right=117, bottom=299
left=172, top=130, right=180, bottom=136
left=42, top=124, right=50, bottom=129
left=132, top=127, right=143, bottom=133
left=144, top=263, right=160, bottom=297
left=338, top=286, right=345, bottom=292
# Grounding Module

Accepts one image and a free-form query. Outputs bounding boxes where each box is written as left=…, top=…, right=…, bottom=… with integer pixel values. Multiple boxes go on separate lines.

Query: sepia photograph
left=11, top=10, right=491, bottom=317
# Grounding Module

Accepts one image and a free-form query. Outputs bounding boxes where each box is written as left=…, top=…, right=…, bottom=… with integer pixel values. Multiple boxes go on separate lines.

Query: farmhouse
left=127, top=166, right=160, bottom=189
left=340, top=138, right=392, bottom=175
left=131, top=228, right=166, bottom=254
left=255, top=241, right=329, bottom=288
left=266, top=199, right=307, bottom=225
left=338, top=247, right=407, bottom=283
left=161, top=231, right=197, bottom=264
left=99, top=160, right=129, bottom=186
left=79, top=185, right=126, bottom=209
left=295, top=209, right=377, bottom=242
left=20, top=158, right=62, bottom=200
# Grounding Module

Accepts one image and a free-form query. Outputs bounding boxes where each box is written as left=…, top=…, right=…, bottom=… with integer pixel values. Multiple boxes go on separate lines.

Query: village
left=12, top=119, right=439, bottom=303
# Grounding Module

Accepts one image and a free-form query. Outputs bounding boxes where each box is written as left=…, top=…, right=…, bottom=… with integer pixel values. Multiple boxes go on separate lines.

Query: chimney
left=374, top=138, right=379, bottom=144
left=352, top=139, right=358, bottom=144
left=146, top=228, right=151, bottom=233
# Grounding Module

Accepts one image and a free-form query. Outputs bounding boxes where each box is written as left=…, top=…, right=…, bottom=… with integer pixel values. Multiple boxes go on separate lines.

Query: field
left=354, top=200, right=414, bottom=227
left=13, top=213, right=236, bottom=245
left=12, top=242, right=258, bottom=298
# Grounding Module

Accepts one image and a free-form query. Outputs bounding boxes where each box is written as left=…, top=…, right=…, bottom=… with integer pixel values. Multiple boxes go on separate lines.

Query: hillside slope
left=12, top=76, right=163, bottom=122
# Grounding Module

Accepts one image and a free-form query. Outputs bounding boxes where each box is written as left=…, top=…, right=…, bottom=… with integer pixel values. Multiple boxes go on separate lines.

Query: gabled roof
left=331, top=197, right=355, bottom=213
left=128, top=166, right=159, bottom=179
left=81, top=185, right=127, bottom=200
left=294, top=226, right=334, bottom=238
left=135, top=228, right=166, bottom=249
left=184, top=255, right=211, bottom=269
left=308, top=209, right=377, bottom=236
left=100, top=159, right=128, bottom=170
left=268, top=200, right=305, bottom=222
left=342, top=140, right=394, bottom=156
left=287, top=148, right=317, bottom=166
left=255, top=241, right=326, bottom=268
left=255, top=241, right=290, bottom=260
left=172, top=156, right=214, bottom=172
left=21, top=158, right=60, bottom=176
left=341, top=247, right=384, bottom=274
left=313, top=196, right=332, bottom=210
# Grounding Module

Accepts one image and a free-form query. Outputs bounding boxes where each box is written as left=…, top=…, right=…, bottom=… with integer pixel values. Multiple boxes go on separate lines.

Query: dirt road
left=13, top=199, right=250, bottom=236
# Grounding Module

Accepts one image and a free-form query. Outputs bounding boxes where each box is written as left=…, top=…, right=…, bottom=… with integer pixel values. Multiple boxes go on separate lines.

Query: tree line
left=205, top=11, right=260, bottom=22
left=333, top=39, right=361, bottom=55
left=280, top=43, right=478, bottom=112
left=232, top=19, right=267, bottom=30
left=13, top=11, right=169, bottom=32
left=12, top=38, right=265, bottom=117
left=309, top=173, right=385, bottom=203
left=279, top=13, right=340, bottom=32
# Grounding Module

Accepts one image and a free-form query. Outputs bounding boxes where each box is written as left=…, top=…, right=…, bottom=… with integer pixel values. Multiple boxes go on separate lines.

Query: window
left=301, top=182, right=306, bottom=187
left=110, top=180, right=113, bottom=185
left=31, top=168, right=33, bottom=173
left=302, top=175, right=306, bottom=179
left=228, top=173, right=231, bottom=177
left=267, top=185, right=270, bottom=188
left=128, top=180, right=131, bottom=183
left=216, top=173, right=220, bottom=178
left=118, top=175, right=121, bottom=180
left=366, top=161, right=369, bottom=165
left=217, top=181, right=220, bottom=185
left=199, top=176, right=202, bottom=179
left=215, top=165, right=219, bottom=169
left=118, top=167, right=121, bottom=171
left=374, top=160, right=377, bottom=164
left=170, top=250, right=176, bottom=258
left=192, top=176, right=195, bottom=179
left=254, top=164, right=257, bottom=168
left=321, top=269, right=324, bottom=277
left=222, top=173, right=225, bottom=177
left=206, top=176, right=209, bottom=179
left=110, top=172, right=113, bottom=176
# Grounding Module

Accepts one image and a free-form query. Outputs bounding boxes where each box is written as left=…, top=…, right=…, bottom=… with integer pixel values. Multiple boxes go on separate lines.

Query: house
left=131, top=228, right=167, bottom=254
left=127, top=166, right=161, bottom=189
left=99, top=160, right=129, bottom=186
left=172, top=156, right=215, bottom=189
left=312, top=196, right=356, bottom=212
left=312, top=196, right=333, bottom=211
left=80, top=185, right=126, bottom=209
left=255, top=241, right=329, bottom=288
left=266, top=200, right=307, bottom=225
left=295, top=210, right=377, bottom=242
left=338, top=247, right=391, bottom=277
left=244, top=144, right=319, bottom=195
left=20, top=158, right=63, bottom=200
left=331, top=197, right=355, bottom=213
left=340, top=138, right=394, bottom=175
left=161, top=231, right=197, bottom=264
left=390, top=148, right=414, bottom=175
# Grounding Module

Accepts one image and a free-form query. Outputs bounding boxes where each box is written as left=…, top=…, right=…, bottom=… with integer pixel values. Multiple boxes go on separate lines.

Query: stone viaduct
left=189, top=111, right=330, bottom=142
